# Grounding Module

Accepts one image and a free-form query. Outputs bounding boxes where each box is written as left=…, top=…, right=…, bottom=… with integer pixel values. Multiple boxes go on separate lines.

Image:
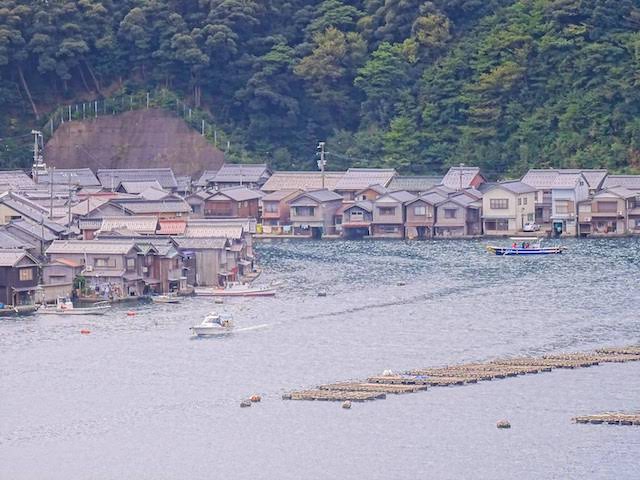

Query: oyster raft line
left=282, top=345, right=640, bottom=403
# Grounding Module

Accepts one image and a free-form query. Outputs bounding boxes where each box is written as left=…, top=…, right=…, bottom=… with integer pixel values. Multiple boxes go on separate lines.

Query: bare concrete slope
left=44, top=109, right=224, bottom=176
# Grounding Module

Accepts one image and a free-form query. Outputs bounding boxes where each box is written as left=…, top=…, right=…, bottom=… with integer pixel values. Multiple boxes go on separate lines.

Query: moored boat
left=486, top=237, right=566, bottom=256
left=39, top=297, right=111, bottom=315
left=194, top=283, right=277, bottom=297
left=0, top=304, right=39, bottom=317
left=190, top=312, right=233, bottom=336
left=151, top=294, right=180, bottom=304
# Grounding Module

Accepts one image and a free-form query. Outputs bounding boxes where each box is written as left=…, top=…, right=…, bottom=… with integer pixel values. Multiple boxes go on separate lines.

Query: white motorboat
left=39, top=297, right=111, bottom=316
left=151, top=294, right=180, bottom=304
left=190, top=312, right=234, bottom=336
left=194, top=283, right=276, bottom=297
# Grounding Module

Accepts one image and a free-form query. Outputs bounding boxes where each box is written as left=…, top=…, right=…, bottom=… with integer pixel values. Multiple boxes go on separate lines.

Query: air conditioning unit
left=85, top=265, right=94, bottom=272
left=142, top=267, right=148, bottom=273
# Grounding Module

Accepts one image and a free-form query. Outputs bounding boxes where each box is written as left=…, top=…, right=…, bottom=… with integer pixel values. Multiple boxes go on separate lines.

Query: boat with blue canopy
left=486, top=237, right=565, bottom=256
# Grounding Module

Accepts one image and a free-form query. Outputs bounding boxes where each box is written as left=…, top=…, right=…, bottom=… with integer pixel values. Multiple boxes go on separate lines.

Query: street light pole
left=317, top=142, right=326, bottom=189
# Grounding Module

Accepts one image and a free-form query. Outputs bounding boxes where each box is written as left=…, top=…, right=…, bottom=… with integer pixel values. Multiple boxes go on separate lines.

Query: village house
left=481, top=181, right=536, bottom=235
left=195, top=170, right=219, bottom=189
left=434, top=194, right=482, bottom=237
left=578, top=187, right=638, bottom=236
left=288, top=189, right=343, bottom=238
left=0, top=191, right=66, bottom=235
left=203, top=186, right=263, bottom=219
left=208, top=163, right=272, bottom=190
left=98, top=216, right=160, bottom=236
left=353, top=184, right=387, bottom=202
left=261, top=171, right=345, bottom=193
left=1, top=218, right=59, bottom=257
left=41, top=258, right=84, bottom=302
left=0, top=249, right=41, bottom=308
left=521, top=169, right=607, bottom=231
left=185, top=190, right=209, bottom=218
left=340, top=201, right=374, bottom=239
left=110, top=196, right=192, bottom=219
left=387, top=176, right=443, bottom=195
left=97, top=168, right=179, bottom=192
left=441, top=166, right=487, bottom=191
left=185, top=217, right=257, bottom=256
left=334, top=168, right=397, bottom=201
left=371, top=191, right=416, bottom=238
left=404, top=191, right=446, bottom=239
left=173, top=237, right=231, bottom=287
left=260, top=190, right=301, bottom=232
left=46, top=240, right=147, bottom=299
left=550, top=173, right=589, bottom=236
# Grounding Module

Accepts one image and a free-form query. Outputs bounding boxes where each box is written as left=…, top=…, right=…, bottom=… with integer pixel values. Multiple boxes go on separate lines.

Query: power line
left=325, top=151, right=370, bottom=163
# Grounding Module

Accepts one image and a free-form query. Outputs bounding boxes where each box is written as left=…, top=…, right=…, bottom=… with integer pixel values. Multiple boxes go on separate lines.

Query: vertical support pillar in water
left=95, top=101, right=98, bottom=118
left=201, top=120, right=205, bottom=136
left=68, top=105, right=72, bottom=121
left=146, top=92, right=150, bottom=109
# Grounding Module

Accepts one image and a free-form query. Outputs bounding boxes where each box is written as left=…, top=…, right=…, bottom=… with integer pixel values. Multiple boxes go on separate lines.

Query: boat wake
left=235, top=324, right=270, bottom=333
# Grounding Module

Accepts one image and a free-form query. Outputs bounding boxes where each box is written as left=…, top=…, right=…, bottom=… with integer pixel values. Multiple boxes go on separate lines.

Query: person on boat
left=512, top=242, right=517, bottom=249
left=525, top=242, right=530, bottom=249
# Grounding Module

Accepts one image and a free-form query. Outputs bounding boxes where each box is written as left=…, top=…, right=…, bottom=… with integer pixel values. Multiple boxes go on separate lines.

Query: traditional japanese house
left=208, top=163, right=272, bottom=190
left=441, top=166, right=487, bottom=191
left=288, top=189, right=343, bottom=238
left=0, top=249, right=41, bottom=308
left=434, top=195, right=482, bottom=237
left=371, top=191, right=416, bottom=238
left=481, top=181, right=536, bottom=235
left=261, top=171, right=344, bottom=193
left=173, top=237, right=231, bottom=287
left=578, top=186, right=638, bottom=235
left=203, top=186, right=263, bottom=218
left=404, top=191, right=445, bottom=239
left=334, top=168, right=397, bottom=201
left=388, top=176, right=443, bottom=195
left=340, top=201, right=373, bottom=239
left=260, top=190, right=302, bottom=231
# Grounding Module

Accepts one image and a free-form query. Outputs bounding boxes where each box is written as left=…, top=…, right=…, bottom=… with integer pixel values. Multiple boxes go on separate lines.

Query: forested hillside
left=1, top=0, right=639, bottom=177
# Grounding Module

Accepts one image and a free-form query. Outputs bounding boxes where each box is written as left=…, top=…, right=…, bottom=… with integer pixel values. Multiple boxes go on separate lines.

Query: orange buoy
left=80, top=329, right=91, bottom=334
left=126, top=311, right=136, bottom=316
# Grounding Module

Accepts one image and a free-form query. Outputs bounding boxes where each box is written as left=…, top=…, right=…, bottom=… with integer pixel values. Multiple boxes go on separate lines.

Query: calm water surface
left=1, top=238, right=639, bottom=479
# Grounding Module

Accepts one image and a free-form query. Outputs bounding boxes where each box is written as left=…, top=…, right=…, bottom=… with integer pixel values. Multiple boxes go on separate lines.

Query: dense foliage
left=1, top=0, right=639, bottom=177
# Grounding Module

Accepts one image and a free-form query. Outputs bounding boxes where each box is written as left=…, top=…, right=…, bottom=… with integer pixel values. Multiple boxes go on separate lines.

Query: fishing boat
left=39, top=297, right=111, bottom=315
left=194, top=283, right=277, bottom=297
left=190, top=312, right=233, bottom=336
left=151, top=294, right=180, bottom=304
left=486, top=237, right=566, bottom=256
left=0, top=304, right=39, bottom=317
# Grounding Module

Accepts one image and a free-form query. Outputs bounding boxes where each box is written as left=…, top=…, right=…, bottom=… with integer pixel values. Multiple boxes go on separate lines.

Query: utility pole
left=459, top=162, right=464, bottom=191
left=31, top=130, right=45, bottom=182
left=49, top=166, right=54, bottom=220
left=317, top=142, right=326, bottom=189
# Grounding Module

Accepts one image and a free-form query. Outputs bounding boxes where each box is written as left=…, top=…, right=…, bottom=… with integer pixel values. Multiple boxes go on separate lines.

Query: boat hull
left=152, top=297, right=180, bottom=304
left=39, top=306, right=111, bottom=315
left=487, top=246, right=564, bottom=256
left=195, top=287, right=276, bottom=297
left=190, top=326, right=233, bottom=336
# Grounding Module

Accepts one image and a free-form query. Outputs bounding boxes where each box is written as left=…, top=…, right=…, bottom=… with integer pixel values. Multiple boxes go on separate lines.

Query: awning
left=143, top=278, right=161, bottom=285
left=238, top=260, right=251, bottom=266
left=11, top=286, right=38, bottom=292
left=217, top=271, right=232, bottom=276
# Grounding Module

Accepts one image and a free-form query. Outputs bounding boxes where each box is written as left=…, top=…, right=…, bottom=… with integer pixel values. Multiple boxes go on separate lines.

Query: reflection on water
left=1, top=238, right=639, bottom=479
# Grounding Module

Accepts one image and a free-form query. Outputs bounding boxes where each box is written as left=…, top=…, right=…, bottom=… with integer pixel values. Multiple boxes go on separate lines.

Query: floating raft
left=573, top=413, right=640, bottom=426
left=283, top=344, right=640, bottom=403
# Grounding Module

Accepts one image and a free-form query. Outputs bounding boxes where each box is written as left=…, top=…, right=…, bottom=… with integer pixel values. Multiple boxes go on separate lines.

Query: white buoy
left=342, top=401, right=352, bottom=409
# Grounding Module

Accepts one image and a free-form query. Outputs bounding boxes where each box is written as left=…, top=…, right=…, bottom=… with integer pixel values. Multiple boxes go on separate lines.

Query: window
left=294, top=206, right=315, bottom=217
left=523, top=197, right=528, bottom=205
left=597, top=201, right=617, bottom=213
left=527, top=213, right=534, bottom=221
left=94, top=258, right=115, bottom=268
left=126, top=258, right=136, bottom=271
left=378, top=225, right=398, bottom=233
left=444, top=208, right=457, bottom=219
left=485, top=219, right=509, bottom=231
left=518, top=198, right=521, bottom=206
left=350, top=211, right=364, bottom=221
left=379, top=207, right=395, bottom=216
left=264, top=202, right=279, bottom=213
left=490, top=199, right=509, bottom=209
left=414, top=206, right=426, bottom=216
left=19, top=268, right=33, bottom=281
left=555, top=200, right=573, bottom=214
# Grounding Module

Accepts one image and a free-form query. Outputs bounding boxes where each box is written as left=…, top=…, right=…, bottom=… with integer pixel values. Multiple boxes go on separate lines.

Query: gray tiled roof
left=195, top=170, right=220, bottom=187
left=261, top=189, right=301, bottom=201
left=0, top=170, right=37, bottom=191
left=184, top=223, right=243, bottom=239
left=100, top=216, right=159, bottom=234
left=118, top=181, right=163, bottom=193
left=294, top=189, right=343, bottom=203
left=175, top=175, right=192, bottom=192
left=603, top=175, right=640, bottom=191
left=5, top=219, right=58, bottom=242
left=387, top=176, right=442, bottom=192
left=488, top=181, right=536, bottom=194
left=0, top=229, right=32, bottom=249
left=0, top=192, right=66, bottom=234
left=213, top=163, right=271, bottom=184
left=335, top=168, right=396, bottom=190
left=441, top=167, right=483, bottom=189
left=261, top=171, right=344, bottom=192
left=97, top=168, right=178, bottom=189
left=552, top=173, right=585, bottom=188
left=173, top=237, right=229, bottom=250
left=208, top=186, right=264, bottom=202
left=344, top=200, right=373, bottom=213
left=0, top=249, right=37, bottom=267
left=522, top=169, right=606, bottom=190
left=385, top=191, right=418, bottom=203
left=110, top=199, right=191, bottom=214
left=594, top=186, right=637, bottom=199
left=35, top=168, right=100, bottom=187
left=46, top=240, right=137, bottom=255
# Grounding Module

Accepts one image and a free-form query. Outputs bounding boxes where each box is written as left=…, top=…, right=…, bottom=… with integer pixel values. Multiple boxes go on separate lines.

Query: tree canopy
left=1, top=0, right=639, bottom=176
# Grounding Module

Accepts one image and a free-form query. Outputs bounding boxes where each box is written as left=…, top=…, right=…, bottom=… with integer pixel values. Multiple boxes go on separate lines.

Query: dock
left=283, top=344, right=640, bottom=403
left=573, top=413, right=640, bottom=425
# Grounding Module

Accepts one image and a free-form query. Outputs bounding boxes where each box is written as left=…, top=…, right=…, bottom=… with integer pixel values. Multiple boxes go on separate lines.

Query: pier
left=573, top=413, right=640, bottom=425
left=283, top=345, right=640, bottom=403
